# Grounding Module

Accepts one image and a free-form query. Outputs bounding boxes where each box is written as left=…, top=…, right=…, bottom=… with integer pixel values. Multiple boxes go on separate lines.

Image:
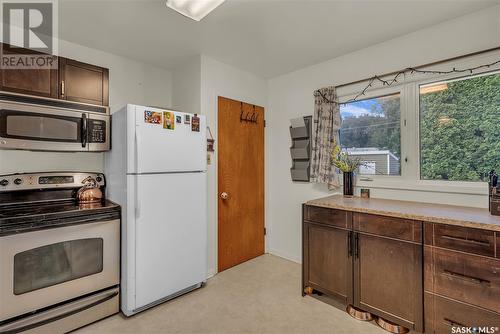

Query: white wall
left=266, top=5, right=500, bottom=263
left=172, top=55, right=201, bottom=115
left=200, top=55, right=267, bottom=277
left=0, top=39, right=172, bottom=174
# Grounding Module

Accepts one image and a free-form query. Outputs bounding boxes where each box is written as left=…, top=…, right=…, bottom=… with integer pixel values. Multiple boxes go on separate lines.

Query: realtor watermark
left=0, top=0, right=58, bottom=69
left=451, top=326, right=499, bottom=334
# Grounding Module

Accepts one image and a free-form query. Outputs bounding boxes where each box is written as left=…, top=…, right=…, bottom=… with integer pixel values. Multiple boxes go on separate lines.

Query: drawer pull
left=443, top=318, right=467, bottom=328
left=441, top=235, right=490, bottom=246
left=442, top=269, right=490, bottom=285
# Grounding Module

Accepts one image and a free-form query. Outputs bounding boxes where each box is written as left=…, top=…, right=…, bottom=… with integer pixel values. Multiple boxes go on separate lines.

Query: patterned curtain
left=310, top=86, right=341, bottom=189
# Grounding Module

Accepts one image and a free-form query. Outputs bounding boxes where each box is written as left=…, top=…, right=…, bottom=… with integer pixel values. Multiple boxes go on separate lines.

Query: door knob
left=220, top=192, right=229, bottom=200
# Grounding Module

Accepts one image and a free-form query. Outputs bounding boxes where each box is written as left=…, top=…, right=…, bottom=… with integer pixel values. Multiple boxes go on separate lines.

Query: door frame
left=216, top=95, right=266, bottom=273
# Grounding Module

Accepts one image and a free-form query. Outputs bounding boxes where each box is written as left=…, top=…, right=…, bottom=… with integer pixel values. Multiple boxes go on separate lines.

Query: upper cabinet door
left=0, top=44, right=58, bottom=98
left=59, top=58, right=109, bottom=106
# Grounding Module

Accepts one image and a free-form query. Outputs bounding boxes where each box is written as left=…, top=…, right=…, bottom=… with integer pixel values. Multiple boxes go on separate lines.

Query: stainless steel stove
left=0, top=172, right=120, bottom=334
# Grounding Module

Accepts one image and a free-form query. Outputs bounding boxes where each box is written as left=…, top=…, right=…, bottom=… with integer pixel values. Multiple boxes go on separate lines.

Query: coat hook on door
left=239, top=103, right=258, bottom=124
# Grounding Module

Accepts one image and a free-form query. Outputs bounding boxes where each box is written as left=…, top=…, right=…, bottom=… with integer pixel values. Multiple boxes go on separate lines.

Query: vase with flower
left=331, top=139, right=364, bottom=197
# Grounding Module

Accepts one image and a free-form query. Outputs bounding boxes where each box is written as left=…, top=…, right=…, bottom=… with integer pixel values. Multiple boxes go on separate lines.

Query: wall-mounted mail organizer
left=290, top=116, right=312, bottom=182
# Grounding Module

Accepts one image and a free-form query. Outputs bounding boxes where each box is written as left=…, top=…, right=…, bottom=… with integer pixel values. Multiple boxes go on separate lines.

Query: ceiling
left=59, top=0, right=498, bottom=78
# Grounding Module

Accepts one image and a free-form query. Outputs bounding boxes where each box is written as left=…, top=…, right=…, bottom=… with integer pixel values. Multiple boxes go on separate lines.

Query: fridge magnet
left=184, top=114, right=191, bottom=124
left=163, top=111, right=175, bottom=130
left=176, top=115, right=182, bottom=124
left=191, top=115, right=200, bottom=132
left=144, top=111, right=161, bottom=124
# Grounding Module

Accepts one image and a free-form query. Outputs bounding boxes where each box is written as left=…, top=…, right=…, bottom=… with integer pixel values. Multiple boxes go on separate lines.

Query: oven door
left=0, top=219, right=120, bottom=322
left=0, top=101, right=88, bottom=152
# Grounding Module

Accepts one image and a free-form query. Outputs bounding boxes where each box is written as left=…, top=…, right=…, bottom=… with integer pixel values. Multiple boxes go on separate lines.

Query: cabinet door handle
left=441, top=235, right=490, bottom=246
left=61, top=80, right=65, bottom=97
left=354, top=233, right=359, bottom=259
left=442, top=269, right=490, bottom=285
left=347, top=231, right=353, bottom=257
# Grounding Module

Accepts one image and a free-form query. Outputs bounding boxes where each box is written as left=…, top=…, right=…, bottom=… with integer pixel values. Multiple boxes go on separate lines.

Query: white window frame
left=336, top=50, right=500, bottom=195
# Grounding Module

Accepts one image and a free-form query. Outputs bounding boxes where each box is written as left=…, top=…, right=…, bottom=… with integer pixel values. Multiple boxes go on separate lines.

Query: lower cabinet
left=424, top=222, right=500, bottom=333
left=425, top=293, right=500, bottom=332
left=303, top=222, right=352, bottom=304
left=303, top=204, right=499, bottom=333
left=303, top=205, right=423, bottom=332
left=355, top=233, right=423, bottom=331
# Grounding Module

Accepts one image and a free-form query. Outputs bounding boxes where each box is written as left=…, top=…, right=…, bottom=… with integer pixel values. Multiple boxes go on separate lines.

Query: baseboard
left=206, top=269, right=216, bottom=279
left=267, top=249, right=301, bottom=264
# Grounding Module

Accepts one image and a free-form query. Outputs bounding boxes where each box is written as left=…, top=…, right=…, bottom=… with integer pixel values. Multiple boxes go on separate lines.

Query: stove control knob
left=14, top=178, right=22, bottom=185
left=96, top=175, right=103, bottom=183
left=0, top=179, right=9, bottom=186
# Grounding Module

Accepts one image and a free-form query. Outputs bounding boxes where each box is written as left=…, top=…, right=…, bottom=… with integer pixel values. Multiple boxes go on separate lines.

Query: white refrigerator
left=105, top=104, right=207, bottom=316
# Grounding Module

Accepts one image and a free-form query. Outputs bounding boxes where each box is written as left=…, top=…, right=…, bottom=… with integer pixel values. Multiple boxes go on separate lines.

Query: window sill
left=354, top=177, right=488, bottom=196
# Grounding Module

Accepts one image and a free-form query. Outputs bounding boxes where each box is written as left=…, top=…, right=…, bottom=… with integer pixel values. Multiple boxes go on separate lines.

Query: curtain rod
left=335, top=46, right=500, bottom=89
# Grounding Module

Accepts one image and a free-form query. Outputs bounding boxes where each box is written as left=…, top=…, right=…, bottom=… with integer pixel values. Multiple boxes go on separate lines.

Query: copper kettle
left=77, top=176, right=103, bottom=204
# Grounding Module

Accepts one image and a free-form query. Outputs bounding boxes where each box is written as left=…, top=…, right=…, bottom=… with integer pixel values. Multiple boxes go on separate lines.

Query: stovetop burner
left=0, top=172, right=120, bottom=236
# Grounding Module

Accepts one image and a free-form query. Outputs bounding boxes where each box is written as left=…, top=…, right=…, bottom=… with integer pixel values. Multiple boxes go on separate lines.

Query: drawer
left=304, top=206, right=350, bottom=229
left=425, top=292, right=500, bottom=333
left=353, top=213, right=422, bottom=243
left=432, top=224, right=495, bottom=257
left=425, top=247, right=500, bottom=313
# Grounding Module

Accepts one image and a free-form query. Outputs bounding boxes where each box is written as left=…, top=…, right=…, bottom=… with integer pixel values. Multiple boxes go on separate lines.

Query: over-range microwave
left=0, top=92, right=110, bottom=152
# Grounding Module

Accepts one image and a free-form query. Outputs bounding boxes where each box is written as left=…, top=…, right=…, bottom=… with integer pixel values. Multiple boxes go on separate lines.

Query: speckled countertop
left=306, top=195, right=500, bottom=232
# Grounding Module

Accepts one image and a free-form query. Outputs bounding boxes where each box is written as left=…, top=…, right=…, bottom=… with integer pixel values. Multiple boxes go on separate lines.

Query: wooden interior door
left=218, top=96, right=265, bottom=272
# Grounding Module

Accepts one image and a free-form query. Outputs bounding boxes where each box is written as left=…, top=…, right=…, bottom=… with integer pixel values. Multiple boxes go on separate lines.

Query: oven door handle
left=81, top=113, right=88, bottom=148
left=0, top=287, right=118, bottom=334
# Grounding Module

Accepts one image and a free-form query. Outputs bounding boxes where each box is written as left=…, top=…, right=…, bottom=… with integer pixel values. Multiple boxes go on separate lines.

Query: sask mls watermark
left=451, top=326, right=499, bottom=334
left=1, top=0, right=58, bottom=69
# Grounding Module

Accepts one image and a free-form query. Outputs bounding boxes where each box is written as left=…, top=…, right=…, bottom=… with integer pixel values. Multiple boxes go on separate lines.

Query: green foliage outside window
left=420, top=73, right=500, bottom=181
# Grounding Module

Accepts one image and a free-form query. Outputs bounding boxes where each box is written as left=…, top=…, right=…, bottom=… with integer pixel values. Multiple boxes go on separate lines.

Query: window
left=339, top=93, right=401, bottom=175
left=359, top=161, right=376, bottom=175
left=419, top=72, right=500, bottom=182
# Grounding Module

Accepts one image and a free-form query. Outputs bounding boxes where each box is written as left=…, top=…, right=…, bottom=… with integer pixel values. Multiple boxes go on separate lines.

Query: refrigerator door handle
left=134, top=127, right=141, bottom=174
left=134, top=175, right=140, bottom=219
left=134, top=129, right=141, bottom=219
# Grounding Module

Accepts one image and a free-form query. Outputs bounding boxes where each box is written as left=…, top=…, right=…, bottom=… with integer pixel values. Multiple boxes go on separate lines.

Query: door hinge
left=264, top=227, right=267, bottom=235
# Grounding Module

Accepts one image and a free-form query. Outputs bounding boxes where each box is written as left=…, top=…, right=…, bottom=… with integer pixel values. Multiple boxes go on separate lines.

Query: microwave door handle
left=81, top=114, right=88, bottom=148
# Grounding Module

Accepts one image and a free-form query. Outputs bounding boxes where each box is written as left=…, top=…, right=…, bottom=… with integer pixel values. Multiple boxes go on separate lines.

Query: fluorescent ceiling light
left=166, top=0, right=226, bottom=21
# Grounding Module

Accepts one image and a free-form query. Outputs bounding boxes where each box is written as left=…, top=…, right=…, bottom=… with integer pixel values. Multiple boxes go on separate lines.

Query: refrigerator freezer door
left=133, top=172, right=207, bottom=310
left=130, top=106, right=206, bottom=174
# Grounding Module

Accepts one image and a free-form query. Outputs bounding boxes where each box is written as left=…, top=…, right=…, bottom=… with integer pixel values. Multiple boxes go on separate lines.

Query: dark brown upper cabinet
left=0, top=43, right=109, bottom=106
left=0, top=43, right=58, bottom=99
left=59, top=58, right=109, bottom=106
